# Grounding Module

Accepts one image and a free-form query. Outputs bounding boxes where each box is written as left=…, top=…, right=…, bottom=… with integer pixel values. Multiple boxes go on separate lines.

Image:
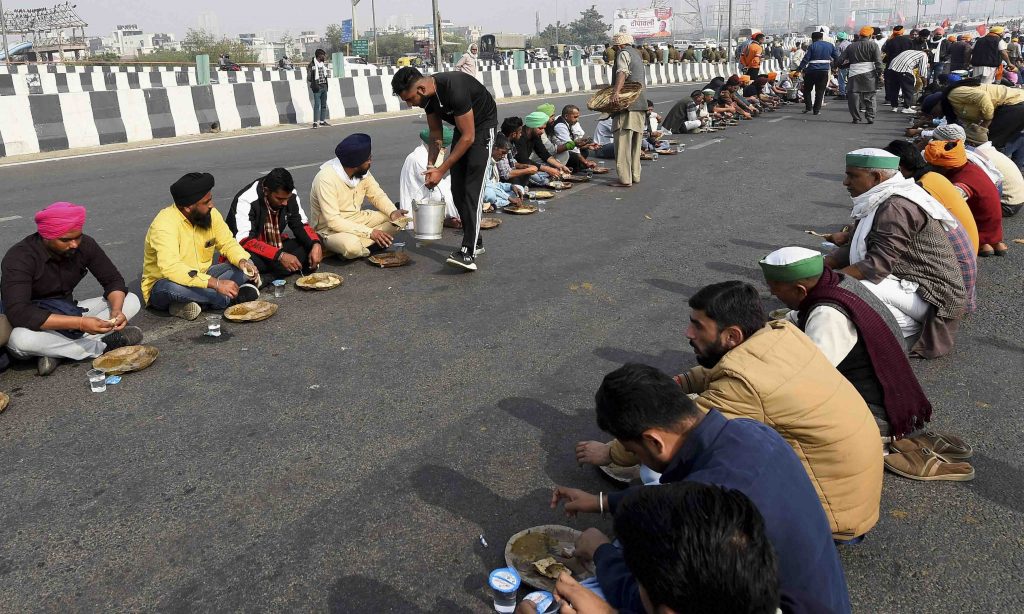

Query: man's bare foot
left=575, top=440, right=612, bottom=466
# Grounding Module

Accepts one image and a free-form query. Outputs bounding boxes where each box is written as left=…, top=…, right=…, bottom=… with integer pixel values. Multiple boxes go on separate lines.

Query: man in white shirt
left=399, top=127, right=459, bottom=230
left=592, top=115, right=615, bottom=159
left=550, top=104, right=600, bottom=172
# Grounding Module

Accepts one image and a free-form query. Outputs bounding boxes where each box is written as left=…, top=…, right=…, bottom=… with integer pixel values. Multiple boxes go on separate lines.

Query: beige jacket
left=309, top=167, right=397, bottom=239
left=613, top=321, right=883, bottom=540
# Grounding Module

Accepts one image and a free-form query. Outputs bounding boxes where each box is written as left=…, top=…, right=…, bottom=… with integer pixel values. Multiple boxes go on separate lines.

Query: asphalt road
left=1, top=84, right=1022, bottom=613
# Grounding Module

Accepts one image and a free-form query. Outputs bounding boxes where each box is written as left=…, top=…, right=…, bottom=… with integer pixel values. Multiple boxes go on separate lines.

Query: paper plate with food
left=503, top=203, right=539, bottom=215
left=547, top=181, right=573, bottom=190
left=224, top=300, right=278, bottom=322
left=92, top=345, right=159, bottom=376
left=590, top=167, right=610, bottom=174
left=367, top=251, right=412, bottom=268
left=296, top=272, right=343, bottom=290
left=530, top=191, right=555, bottom=200
left=480, top=217, right=502, bottom=229
left=598, top=462, right=642, bottom=485
left=562, top=175, right=590, bottom=183
left=390, top=215, right=413, bottom=229
left=505, top=525, right=595, bottom=591
left=0, top=392, right=9, bottom=414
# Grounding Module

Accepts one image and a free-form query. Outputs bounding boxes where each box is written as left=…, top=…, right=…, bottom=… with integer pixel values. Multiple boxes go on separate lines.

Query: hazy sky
left=9, top=0, right=648, bottom=39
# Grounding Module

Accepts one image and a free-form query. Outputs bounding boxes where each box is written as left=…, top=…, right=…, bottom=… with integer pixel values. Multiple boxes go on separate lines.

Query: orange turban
left=924, top=139, right=967, bottom=168
left=860, top=26, right=874, bottom=37
left=740, top=75, right=752, bottom=84
left=767, top=71, right=778, bottom=80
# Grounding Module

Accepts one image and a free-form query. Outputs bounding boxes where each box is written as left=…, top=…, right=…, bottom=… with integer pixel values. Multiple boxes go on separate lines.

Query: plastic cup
left=523, top=591, right=559, bottom=613
left=652, top=152, right=659, bottom=160
left=488, top=567, right=520, bottom=613
left=677, top=144, right=685, bottom=153
left=272, top=279, right=286, bottom=298
left=205, top=314, right=222, bottom=337
left=88, top=369, right=107, bottom=393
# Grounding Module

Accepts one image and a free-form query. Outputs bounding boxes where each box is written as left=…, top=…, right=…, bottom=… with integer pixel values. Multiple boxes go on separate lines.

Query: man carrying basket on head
left=608, top=33, right=648, bottom=188
left=391, top=66, right=498, bottom=272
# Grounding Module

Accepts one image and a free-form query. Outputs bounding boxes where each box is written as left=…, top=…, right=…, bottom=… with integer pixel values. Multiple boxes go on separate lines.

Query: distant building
left=197, top=12, right=220, bottom=37
left=91, top=24, right=177, bottom=58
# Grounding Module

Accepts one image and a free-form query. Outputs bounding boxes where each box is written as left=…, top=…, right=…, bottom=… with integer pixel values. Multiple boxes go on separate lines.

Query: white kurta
left=399, top=145, right=459, bottom=226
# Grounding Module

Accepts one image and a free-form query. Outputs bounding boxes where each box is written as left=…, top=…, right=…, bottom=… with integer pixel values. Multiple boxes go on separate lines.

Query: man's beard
left=57, top=248, right=77, bottom=260
left=352, top=168, right=368, bottom=179
left=188, top=208, right=213, bottom=229
left=690, top=338, right=729, bottom=368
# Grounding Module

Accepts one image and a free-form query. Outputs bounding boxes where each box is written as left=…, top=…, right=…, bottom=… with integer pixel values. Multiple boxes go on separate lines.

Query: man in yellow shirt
left=310, top=133, right=408, bottom=260
left=141, top=172, right=259, bottom=321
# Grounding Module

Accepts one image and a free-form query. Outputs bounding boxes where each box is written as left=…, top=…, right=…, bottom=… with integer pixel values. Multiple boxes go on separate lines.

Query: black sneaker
left=101, top=326, right=144, bottom=352
left=446, top=248, right=477, bottom=271
left=232, top=283, right=260, bottom=305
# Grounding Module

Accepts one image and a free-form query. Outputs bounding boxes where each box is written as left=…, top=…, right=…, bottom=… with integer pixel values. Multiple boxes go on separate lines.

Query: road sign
left=352, top=39, right=369, bottom=57
left=341, top=19, right=353, bottom=44
left=920, top=0, right=936, bottom=5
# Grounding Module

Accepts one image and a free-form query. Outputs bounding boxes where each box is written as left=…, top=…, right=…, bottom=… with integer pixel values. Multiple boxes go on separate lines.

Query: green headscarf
left=419, top=126, right=454, bottom=146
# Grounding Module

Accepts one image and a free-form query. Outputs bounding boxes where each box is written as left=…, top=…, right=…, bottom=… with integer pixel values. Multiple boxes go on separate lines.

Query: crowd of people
left=0, top=24, right=1018, bottom=614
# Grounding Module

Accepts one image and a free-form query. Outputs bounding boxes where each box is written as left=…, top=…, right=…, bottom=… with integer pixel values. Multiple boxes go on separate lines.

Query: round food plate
left=598, top=463, right=642, bottom=485
left=296, top=272, right=343, bottom=290
left=480, top=217, right=502, bottom=230
left=562, top=175, right=591, bottom=183
left=503, top=204, right=539, bottom=215
left=505, top=525, right=595, bottom=591
left=224, top=300, right=278, bottom=322
left=367, top=251, right=412, bottom=268
left=0, top=391, right=9, bottom=413
left=531, top=191, right=555, bottom=199
left=547, top=181, right=572, bottom=190
left=92, top=345, right=159, bottom=376
left=591, top=167, right=610, bottom=175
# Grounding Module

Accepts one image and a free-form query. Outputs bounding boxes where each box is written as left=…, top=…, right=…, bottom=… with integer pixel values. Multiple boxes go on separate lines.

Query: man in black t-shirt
left=392, top=67, right=497, bottom=271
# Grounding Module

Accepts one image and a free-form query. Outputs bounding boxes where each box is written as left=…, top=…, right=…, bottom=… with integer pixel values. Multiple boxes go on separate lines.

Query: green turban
left=536, top=103, right=556, bottom=117
left=759, top=246, right=824, bottom=282
left=419, top=126, right=454, bottom=146
left=524, top=111, right=549, bottom=128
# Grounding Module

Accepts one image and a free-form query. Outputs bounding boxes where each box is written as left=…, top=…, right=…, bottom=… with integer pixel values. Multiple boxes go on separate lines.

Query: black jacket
left=307, top=59, right=330, bottom=92
left=227, top=178, right=321, bottom=262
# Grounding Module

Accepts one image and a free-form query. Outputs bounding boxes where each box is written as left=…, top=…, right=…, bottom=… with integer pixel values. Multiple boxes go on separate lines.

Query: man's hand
left=574, top=528, right=612, bottom=565
left=550, top=486, right=600, bottom=517
left=555, top=572, right=617, bottom=614
left=390, top=209, right=410, bottom=222
left=610, top=92, right=620, bottom=105
left=370, top=229, right=394, bottom=248
left=525, top=165, right=539, bottom=173
left=278, top=252, right=303, bottom=272
left=239, top=259, right=258, bottom=280
left=905, top=127, right=922, bottom=137
left=79, top=316, right=116, bottom=335
left=575, top=441, right=612, bottom=466
left=308, top=243, right=323, bottom=270
left=214, top=278, right=240, bottom=299
left=514, top=602, right=538, bottom=614
left=107, top=310, right=127, bottom=331
left=423, top=166, right=444, bottom=189
left=828, top=230, right=851, bottom=246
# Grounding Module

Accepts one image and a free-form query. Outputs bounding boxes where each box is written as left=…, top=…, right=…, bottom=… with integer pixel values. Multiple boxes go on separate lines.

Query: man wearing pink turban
left=0, top=202, right=142, bottom=375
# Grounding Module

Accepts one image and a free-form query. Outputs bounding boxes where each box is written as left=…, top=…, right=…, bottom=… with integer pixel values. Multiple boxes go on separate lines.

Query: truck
left=479, top=33, right=528, bottom=62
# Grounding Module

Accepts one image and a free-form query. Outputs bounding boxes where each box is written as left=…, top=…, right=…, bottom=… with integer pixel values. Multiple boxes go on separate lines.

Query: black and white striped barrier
left=0, top=60, right=779, bottom=157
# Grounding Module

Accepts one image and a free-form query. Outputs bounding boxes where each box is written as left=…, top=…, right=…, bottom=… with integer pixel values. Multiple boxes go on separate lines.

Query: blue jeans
left=484, top=180, right=514, bottom=207
left=1000, top=131, right=1024, bottom=170
left=311, top=88, right=328, bottom=123
left=528, top=171, right=551, bottom=186
left=837, top=67, right=848, bottom=96
left=148, top=263, right=247, bottom=311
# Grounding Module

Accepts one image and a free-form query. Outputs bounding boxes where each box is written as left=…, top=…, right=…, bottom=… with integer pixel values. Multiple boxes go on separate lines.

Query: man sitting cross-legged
left=228, top=167, right=324, bottom=281
left=1, top=202, right=143, bottom=376
left=142, top=172, right=260, bottom=321
left=578, top=281, right=883, bottom=543
left=760, top=246, right=974, bottom=481
left=310, top=133, right=408, bottom=260
left=550, top=364, right=851, bottom=614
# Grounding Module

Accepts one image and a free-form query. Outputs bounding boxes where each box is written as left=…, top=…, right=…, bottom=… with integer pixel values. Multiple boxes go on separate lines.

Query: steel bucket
left=412, top=195, right=445, bottom=240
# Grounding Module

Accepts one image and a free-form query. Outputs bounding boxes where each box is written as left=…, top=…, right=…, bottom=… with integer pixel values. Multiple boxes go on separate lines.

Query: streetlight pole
left=371, top=0, right=378, bottom=62
left=726, top=0, right=733, bottom=63
left=351, top=0, right=359, bottom=56
left=431, top=0, right=442, bottom=67
left=0, top=0, right=10, bottom=66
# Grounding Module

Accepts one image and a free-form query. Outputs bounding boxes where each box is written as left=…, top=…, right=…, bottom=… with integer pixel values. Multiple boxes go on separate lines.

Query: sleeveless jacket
left=971, top=35, right=1002, bottom=67
left=612, top=45, right=648, bottom=112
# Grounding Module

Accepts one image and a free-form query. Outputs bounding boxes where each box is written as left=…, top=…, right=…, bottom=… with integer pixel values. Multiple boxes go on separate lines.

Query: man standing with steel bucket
left=609, top=33, right=647, bottom=188
left=392, top=67, right=497, bottom=271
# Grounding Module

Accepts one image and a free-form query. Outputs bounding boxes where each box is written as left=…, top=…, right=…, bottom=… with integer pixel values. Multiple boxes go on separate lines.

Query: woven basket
left=587, top=82, right=643, bottom=113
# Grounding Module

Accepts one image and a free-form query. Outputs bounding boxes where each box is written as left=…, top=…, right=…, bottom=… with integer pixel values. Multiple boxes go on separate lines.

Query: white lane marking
left=687, top=138, right=722, bottom=150
left=258, top=161, right=324, bottom=175
left=0, top=215, right=22, bottom=222
left=0, top=82, right=699, bottom=168
left=768, top=116, right=789, bottom=123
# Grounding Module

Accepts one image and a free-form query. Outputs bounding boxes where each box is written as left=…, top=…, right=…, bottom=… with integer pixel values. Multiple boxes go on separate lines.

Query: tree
left=324, top=24, right=346, bottom=54
left=373, top=34, right=415, bottom=62
left=569, top=6, right=611, bottom=46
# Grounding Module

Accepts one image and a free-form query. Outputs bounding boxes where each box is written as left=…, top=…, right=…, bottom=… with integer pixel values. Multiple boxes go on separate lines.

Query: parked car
left=532, top=48, right=550, bottom=61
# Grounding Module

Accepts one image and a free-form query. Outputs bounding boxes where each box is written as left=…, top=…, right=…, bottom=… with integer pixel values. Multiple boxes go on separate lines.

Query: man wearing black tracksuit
left=392, top=67, right=497, bottom=271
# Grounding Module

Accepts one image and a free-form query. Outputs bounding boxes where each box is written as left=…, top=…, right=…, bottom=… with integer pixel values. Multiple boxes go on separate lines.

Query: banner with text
left=612, top=8, right=674, bottom=39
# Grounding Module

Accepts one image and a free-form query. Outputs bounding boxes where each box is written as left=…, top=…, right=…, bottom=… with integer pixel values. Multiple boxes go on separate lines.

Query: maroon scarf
left=797, top=267, right=931, bottom=438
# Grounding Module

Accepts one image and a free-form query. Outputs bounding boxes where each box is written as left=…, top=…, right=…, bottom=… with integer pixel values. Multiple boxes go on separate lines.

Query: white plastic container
left=488, top=567, right=520, bottom=613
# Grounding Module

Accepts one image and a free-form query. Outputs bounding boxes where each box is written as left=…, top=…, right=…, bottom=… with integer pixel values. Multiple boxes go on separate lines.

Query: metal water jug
left=412, top=190, right=445, bottom=240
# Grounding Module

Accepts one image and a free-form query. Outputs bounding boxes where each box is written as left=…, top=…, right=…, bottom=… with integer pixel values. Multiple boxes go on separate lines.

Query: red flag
left=942, top=18, right=950, bottom=29
left=976, top=23, right=987, bottom=36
